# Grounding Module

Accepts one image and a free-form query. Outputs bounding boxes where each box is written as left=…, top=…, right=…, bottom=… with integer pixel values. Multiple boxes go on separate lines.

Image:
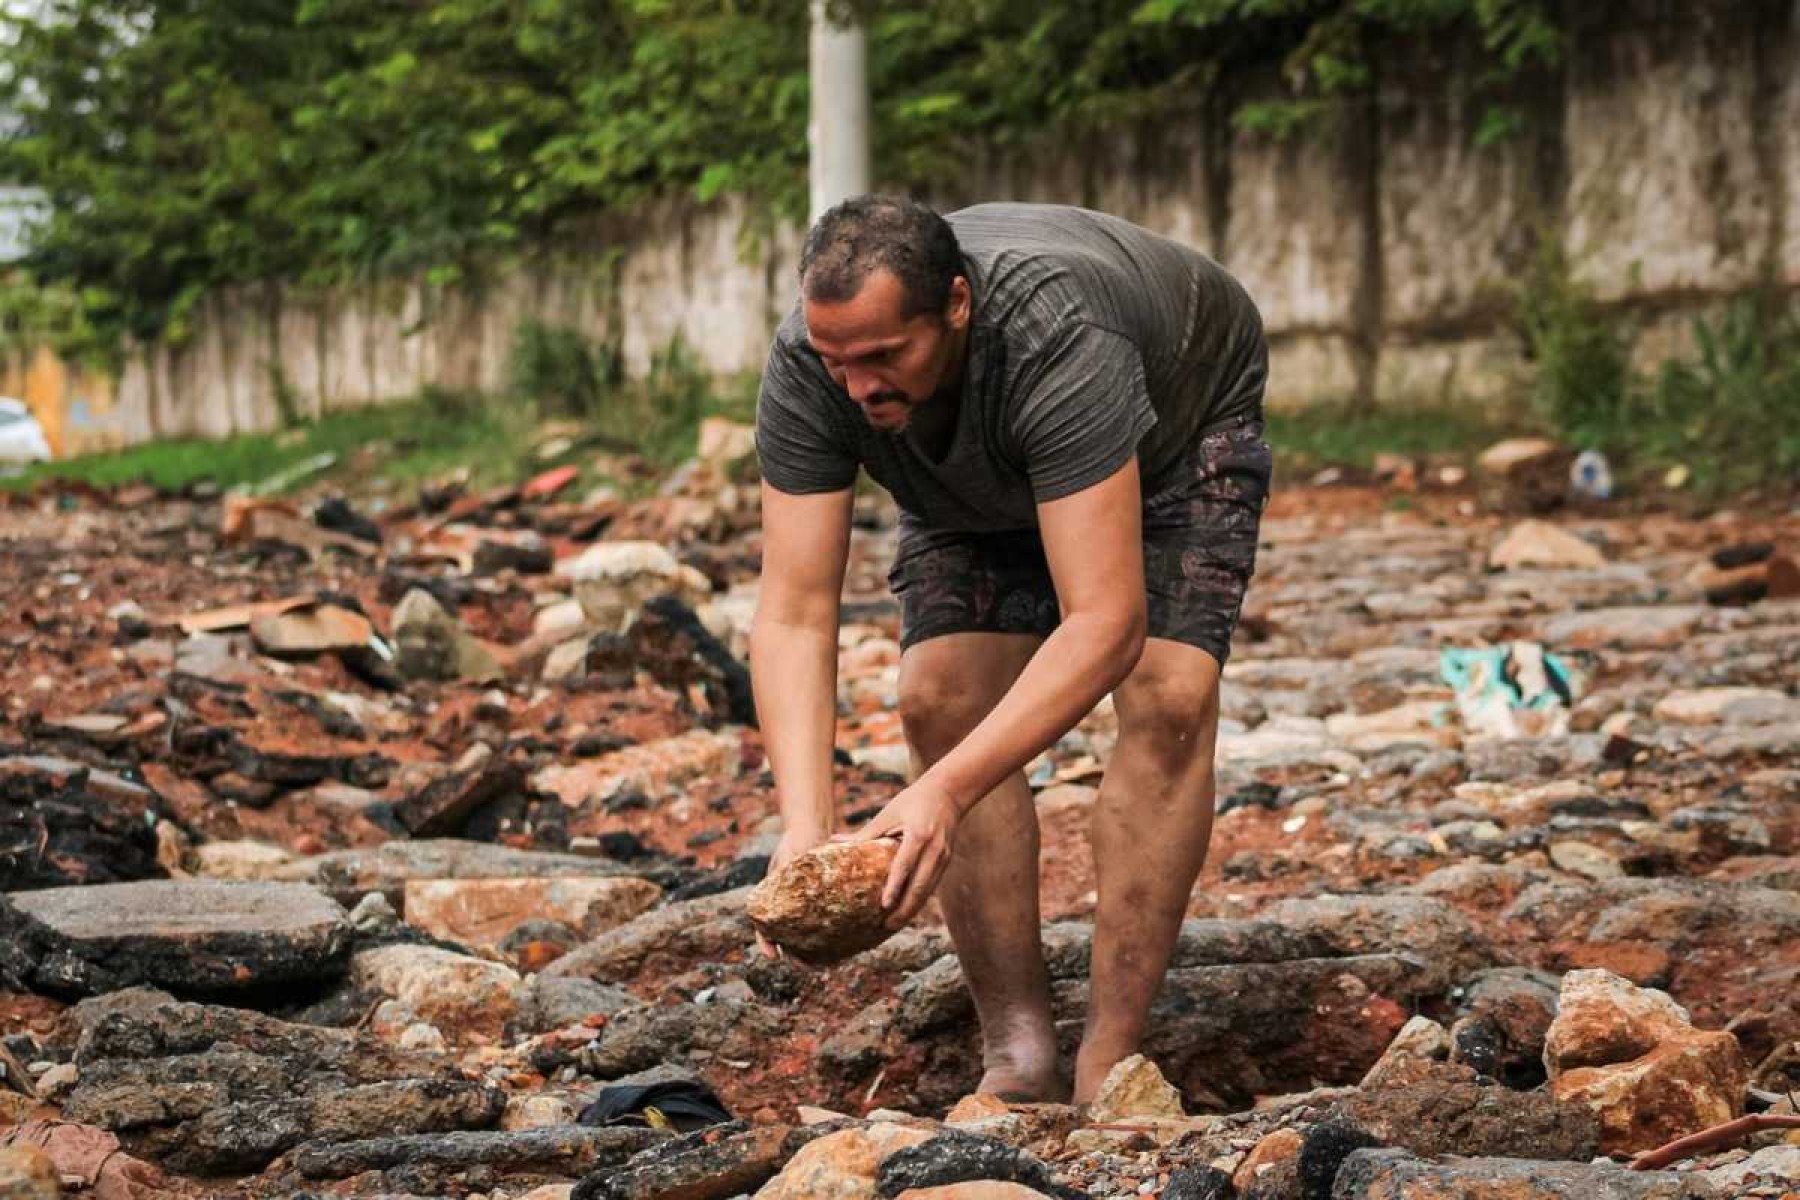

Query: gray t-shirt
left=755, top=202, right=1266, bottom=531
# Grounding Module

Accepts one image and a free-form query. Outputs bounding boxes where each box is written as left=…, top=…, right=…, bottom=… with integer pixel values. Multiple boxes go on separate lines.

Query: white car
left=0, top=397, right=51, bottom=463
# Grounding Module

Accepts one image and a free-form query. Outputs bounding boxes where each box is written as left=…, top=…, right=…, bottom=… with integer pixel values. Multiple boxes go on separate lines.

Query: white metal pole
left=808, top=0, right=871, bottom=220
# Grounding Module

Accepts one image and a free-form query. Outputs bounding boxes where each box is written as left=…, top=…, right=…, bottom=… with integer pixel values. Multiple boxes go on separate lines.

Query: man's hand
left=755, top=826, right=831, bottom=959
left=846, top=777, right=961, bottom=929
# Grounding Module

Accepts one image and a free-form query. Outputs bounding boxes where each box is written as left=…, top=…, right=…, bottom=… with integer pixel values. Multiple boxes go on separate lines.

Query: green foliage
left=1, top=393, right=531, bottom=492
left=6, top=333, right=757, bottom=493
left=508, top=320, right=619, bottom=418
left=503, top=322, right=750, bottom=461
left=1516, top=240, right=1632, bottom=440
left=1643, top=300, right=1800, bottom=494
left=1265, top=401, right=1518, bottom=472
left=622, top=336, right=757, bottom=465
left=1126, top=0, right=1561, bottom=135
left=0, top=271, right=113, bottom=371
left=1517, top=248, right=1800, bottom=496
left=0, top=0, right=1564, bottom=354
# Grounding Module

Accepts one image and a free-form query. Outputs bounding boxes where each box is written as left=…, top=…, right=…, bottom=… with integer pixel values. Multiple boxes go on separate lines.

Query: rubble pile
left=1, top=433, right=1797, bottom=1199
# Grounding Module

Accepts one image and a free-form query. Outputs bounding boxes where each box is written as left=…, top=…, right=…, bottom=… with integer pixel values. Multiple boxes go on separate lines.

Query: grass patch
left=6, top=331, right=759, bottom=497
left=1265, top=403, right=1522, bottom=473
left=1519, top=245, right=1800, bottom=498
left=507, top=321, right=757, bottom=467
left=3, top=393, right=539, bottom=495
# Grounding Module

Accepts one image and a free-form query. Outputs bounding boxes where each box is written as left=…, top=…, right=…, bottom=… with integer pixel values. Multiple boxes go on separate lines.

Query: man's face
left=803, top=268, right=970, bottom=433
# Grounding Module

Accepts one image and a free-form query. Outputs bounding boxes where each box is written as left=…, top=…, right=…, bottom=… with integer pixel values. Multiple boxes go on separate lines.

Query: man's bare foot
left=1071, top=1041, right=1129, bottom=1106
left=977, top=1031, right=1069, bottom=1103
left=977, top=1064, right=1069, bottom=1104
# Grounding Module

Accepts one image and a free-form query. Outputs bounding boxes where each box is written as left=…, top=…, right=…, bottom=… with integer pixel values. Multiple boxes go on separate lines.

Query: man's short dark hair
left=799, top=195, right=963, bottom=320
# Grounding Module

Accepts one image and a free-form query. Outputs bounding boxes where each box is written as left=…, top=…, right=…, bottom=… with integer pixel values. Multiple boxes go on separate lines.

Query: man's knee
left=899, top=670, right=998, bottom=763
left=897, top=634, right=1037, bottom=763
left=1114, top=656, right=1221, bottom=774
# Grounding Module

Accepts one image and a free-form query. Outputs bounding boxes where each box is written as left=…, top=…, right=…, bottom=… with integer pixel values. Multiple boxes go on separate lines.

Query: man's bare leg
left=1074, top=637, right=1222, bottom=1102
left=898, top=631, right=1065, bottom=1101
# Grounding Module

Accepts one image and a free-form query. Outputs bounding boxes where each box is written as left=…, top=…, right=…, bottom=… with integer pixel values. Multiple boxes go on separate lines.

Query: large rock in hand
left=746, top=839, right=899, bottom=965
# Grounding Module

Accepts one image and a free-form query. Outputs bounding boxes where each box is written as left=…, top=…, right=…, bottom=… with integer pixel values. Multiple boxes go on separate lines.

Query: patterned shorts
left=889, top=420, right=1272, bottom=667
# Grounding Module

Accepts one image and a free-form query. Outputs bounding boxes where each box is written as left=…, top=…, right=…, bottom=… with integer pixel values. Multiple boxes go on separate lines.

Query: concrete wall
left=74, top=5, right=1800, bottom=442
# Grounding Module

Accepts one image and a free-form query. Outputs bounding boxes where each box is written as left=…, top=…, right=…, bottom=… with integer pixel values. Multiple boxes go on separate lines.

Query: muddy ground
left=1, top=441, right=1797, bottom=1199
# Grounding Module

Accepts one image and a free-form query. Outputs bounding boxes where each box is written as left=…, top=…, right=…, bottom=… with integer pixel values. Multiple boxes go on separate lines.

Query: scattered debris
left=1688, top=542, right=1800, bottom=606
left=1441, top=642, right=1578, bottom=738
left=1571, top=449, right=1615, bottom=500
left=1489, top=519, right=1607, bottom=570
left=1475, top=437, right=1574, bottom=512
left=2, top=440, right=1797, bottom=1200
left=391, top=586, right=503, bottom=681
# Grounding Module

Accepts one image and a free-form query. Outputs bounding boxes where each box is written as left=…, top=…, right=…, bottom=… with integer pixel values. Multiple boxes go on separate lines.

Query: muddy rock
left=0, top=879, right=349, bottom=998
left=755, top=1122, right=935, bottom=1199
left=1506, top=878, right=1800, bottom=983
left=1448, top=967, right=1560, bottom=1088
left=1329, top=1148, right=1722, bottom=1198
left=1543, top=970, right=1747, bottom=1156
left=404, top=875, right=663, bottom=953
left=349, top=943, right=523, bottom=1036
left=545, top=887, right=754, bottom=984
left=1489, top=521, right=1607, bottom=570
left=1650, top=686, right=1794, bottom=726
left=746, top=840, right=900, bottom=965
left=515, top=975, right=641, bottom=1035
left=247, top=600, right=373, bottom=655
left=61, top=996, right=503, bottom=1174
left=577, top=996, right=784, bottom=1079
left=894, top=919, right=1336, bottom=1039
left=391, top=587, right=502, bottom=682
left=1359, top=1015, right=1450, bottom=1089
left=1335, top=1059, right=1598, bottom=1160
left=532, top=730, right=745, bottom=809
left=0, top=756, right=163, bottom=890
left=1161, top=1166, right=1235, bottom=1200
left=896, top=1185, right=1060, bottom=1200
left=259, top=838, right=642, bottom=905
left=293, top=1125, right=660, bottom=1181
left=1261, top=894, right=1493, bottom=991
left=1475, top=437, right=1574, bottom=512
left=393, top=743, right=526, bottom=836
left=0, top=1144, right=59, bottom=1200
left=1088, top=1055, right=1183, bottom=1124
left=873, top=1133, right=1074, bottom=1199
left=572, top=1122, right=798, bottom=1200
left=971, top=955, right=1435, bottom=1112
left=1234, top=1127, right=1302, bottom=1196
left=584, top=596, right=756, bottom=726
left=1701, top=1145, right=1800, bottom=1190
left=558, top=540, right=712, bottom=632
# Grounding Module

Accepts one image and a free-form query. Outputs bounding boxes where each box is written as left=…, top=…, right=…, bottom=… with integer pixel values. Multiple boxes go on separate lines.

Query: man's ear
left=945, top=276, right=972, bottom=332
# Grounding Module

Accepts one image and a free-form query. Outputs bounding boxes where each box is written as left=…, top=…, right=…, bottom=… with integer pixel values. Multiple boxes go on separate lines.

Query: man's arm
left=852, top=458, right=1148, bottom=923
left=749, top=481, right=855, bottom=861
left=926, top=457, right=1146, bottom=806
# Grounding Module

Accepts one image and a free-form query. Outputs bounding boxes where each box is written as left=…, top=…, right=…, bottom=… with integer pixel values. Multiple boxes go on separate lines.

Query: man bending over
left=750, top=196, right=1270, bottom=1103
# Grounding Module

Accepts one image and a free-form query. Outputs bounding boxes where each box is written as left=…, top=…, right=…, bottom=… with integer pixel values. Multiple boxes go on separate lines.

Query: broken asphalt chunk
left=0, top=879, right=350, bottom=999
left=0, top=755, right=163, bottom=889
left=247, top=601, right=375, bottom=656
left=393, top=743, right=525, bottom=836
left=391, top=586, right=503, bottom=682
left=63, top=994, right=502, bottom=1175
